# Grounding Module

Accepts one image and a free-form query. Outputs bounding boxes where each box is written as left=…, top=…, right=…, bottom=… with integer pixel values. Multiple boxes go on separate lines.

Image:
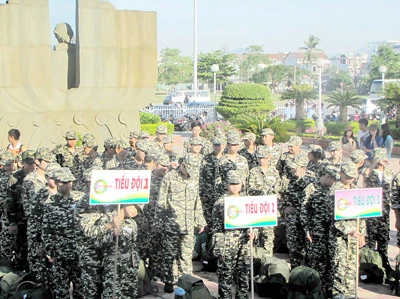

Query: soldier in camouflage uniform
left=392, top=162, right=400, bottom=250
left=248, top=146, right=281, bottom=256
left=212, top=170, right=254, bottom=299
left=139, top=131, right=151, bottom=140
left=123, top=140, right=148, bottom=170
left=330, top=162, right=366, bottom=299
left=277, top=135, right=303, bottom=177
left=42, top=167, right=82, bottom=298
left=280, top=152, right=316, bottom=269
left=52, top=130, right=80, bottom=169
left=154, top=125, right=168, bottom=150
left=0, top=151, right=16, bottom=257
left=200, top=136, right=226, bottom=229
left=73, top=133, right=103, bottom=191
left=128, top=131, right=139, bottom=156
left=349, top=149, right=368, bottom=186
left=307, top=144, right=325, bottom=178
left=101, top=137, right=118, bottom=169
left=321, top=141, right=343, bottom=172
left=163, top=135, right=179, bottom=166
left=183, top=121, right=213, bottom=155
left=27, top=163, right=61, bottom=283
left=4, top=150, right=36, bottom=269
left=23, top=148, right=54, bottom=280
left=257, top=128, right=282, bottom=168
left=217, top=134, right=249, bottom=196
left=364, top=147, right=393, bottom=258
left=300, top=165, right=337, bottom=294
left=155, top=154, right=206, bottom=292
left=238, top=132, right=258, bottom=170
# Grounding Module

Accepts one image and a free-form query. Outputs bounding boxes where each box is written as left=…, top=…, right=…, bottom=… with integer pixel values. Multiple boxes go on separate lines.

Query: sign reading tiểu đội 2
left=89, top=170, right=151, bottom=205
left=334, top=188, right=383, bottom=220
left=224, top=195, right=278, bottom=229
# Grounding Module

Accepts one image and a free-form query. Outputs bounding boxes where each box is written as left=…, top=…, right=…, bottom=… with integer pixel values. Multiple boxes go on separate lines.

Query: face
left=3, top=163, right=14, bottom=174
left=227, top=182, right=242, bottom=195
left=192, top=126, right=201, bottom=137
left=56, top=181, right=73, bottom=196
left=7, top=135, right=15, bottom=143
left=319, top=174, right=336, bottom=188
left=262, top=135, right=274, bottom=145
left=23, top=162, right=36, bottom=174
left=330, top=150, right=341, bottom=159
left=123, top=205, right=137, bottom=218
left=156, top=163, right=169, bottom=176
left=136, top=149, right=146, bottom=161
left=190, top=144, right=202, bottom=154
left=164, top=142, right=173, bottom=151
left=46, top=177, right=57, bottom=189
left=288, top=145, right=300, bottom=155
left=243, top=139, right=251, bottom=148
left=117, top=148, right=129, bottom=159
left=213, top=144, right=223, bottom=155
left=258, top=156, right=270, bottom=167
left=156, top=133, right=165, bottom=141
left=129, top=137, right=138, bottom=147
left=66, top=139, right=77, bottom=148
left=346, top=130, right=352, bottom=137
left=227, top=144, right=240, bottom=154
left=359, top=123, right=365, bottom=130
left=339, top=172, right=355, bottom=186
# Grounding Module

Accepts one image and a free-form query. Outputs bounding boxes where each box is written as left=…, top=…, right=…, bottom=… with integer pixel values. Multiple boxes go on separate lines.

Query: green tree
left=240, top=45, right=271, bottom=82
left=377, top=83, right=400, bottom=121
left=326, top=69, right=354, bottom=91
left=158, top=48, right=193, bottom=87
left=216, top=83, right=274, bottom=119
left=197, top=49, right=237, bottom=84
left=302, top=35, right=321, bottom=70
left=281, top=84, right=317, bottom=119
left=252, top=65, right=292, bottom=90
left=326, top=90, right=362, bottom=123
left=368, top=45, right=400, bottom=84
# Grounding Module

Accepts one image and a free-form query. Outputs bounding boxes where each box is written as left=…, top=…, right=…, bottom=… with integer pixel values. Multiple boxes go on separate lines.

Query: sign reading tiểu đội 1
left=224, top=195, right=278, bottom=229
left=334, top=188, right=383, bottom=220
left=89, top=170, right=151, bottom=205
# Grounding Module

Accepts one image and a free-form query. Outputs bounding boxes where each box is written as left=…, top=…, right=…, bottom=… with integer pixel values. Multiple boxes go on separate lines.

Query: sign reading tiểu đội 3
left=334, top=188, right=383, bottom=220
left=89, top=170, right=151, bottom=205
left=224, top=195, right=278, bottom=229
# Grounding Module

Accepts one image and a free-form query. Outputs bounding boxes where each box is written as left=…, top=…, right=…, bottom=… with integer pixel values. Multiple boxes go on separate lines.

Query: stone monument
left=0, top=0, right=157, bottom=148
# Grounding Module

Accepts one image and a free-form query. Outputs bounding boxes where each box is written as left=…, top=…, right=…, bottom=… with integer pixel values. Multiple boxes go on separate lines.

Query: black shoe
left=164, top=283, right=174, bottom=293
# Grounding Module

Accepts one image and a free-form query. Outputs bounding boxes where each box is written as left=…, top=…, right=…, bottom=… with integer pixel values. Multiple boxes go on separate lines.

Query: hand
left=112, top=215, right=123, bottom=236
left=358, top=236, right=366, bottom=248
left=248, top=231, right=256, bottom=242
left=198, top=226, right=205, bottom=234
left=284, top=207, right=295, bottom=215
left=9, top=224, right=18, bottom=234
left=48, top=257, right=56, bottom=264
left=307, top=233, right=312, bottom=243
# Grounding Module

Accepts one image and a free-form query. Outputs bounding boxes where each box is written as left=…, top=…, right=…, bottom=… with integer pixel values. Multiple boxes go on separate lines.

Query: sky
left=44, top=0, right=400, bottom=57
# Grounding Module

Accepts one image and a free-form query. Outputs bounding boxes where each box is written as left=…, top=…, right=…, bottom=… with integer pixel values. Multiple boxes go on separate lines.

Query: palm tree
left=326, top=90, right=362, bottom=123
left=302, top=35, right=321, bottom=70
left=281, top=84, right=317, bottom=119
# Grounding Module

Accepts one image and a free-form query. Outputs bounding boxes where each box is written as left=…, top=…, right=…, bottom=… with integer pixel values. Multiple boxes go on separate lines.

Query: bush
left=392, top=128, right=400, bottom=140
left=284, top=119, right=315, bottom=134
left=200, top=121, right=241, bottom=140
left=140, top=112, right=161, bottom=124
left=216, top=83, right=275, bottom=120
left=140, top=123, right=174, bottom=135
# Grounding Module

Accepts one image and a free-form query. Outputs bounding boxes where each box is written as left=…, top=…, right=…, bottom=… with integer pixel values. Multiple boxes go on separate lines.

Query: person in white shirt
left=357, top=118, right=369, bottom=149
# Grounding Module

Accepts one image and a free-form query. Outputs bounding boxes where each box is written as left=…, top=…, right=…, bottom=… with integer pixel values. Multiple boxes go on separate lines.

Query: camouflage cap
left=139, top=131, right=150, bottom=139
left=350, top=149, right=368, bottom=163
left=156, top=125, right=168, bottom=134
left=163, top=135, right=174, bottom=144
left=129, top=131, right=140, bottom=139
left=157, top=154, right=170, bottom=167
left=53, top=167, right=76, bottom=182
left=373, top=147, right=388, bottom=161
left=226, top=170, right=241, bottom=184
left=227, top=135, right=241, bottom=145
left=35, top=147, right=54, bottom=162
left=260, top=128, right=274, bottom=136
left=214, top=127, right=225, bottom=136
left=309, top=144, right=324, bottom=154
left=190, top=136, right=203, bottom=145
left=328, top=141, right=341, bottom=151
left=104, top=137, right=118, bottom=149
left=294, top=153, right=309, bottom=168
left=242, top=132, right=256, bottom=141
left=226, top=130, right=240, bottom=139
left=83, top=166, right=102, bottom=182
left=135, top=140, right=148, bottom=152
left=341, top=161, right=358, bottom=179
left=287, top=136, right=302, bottom=146
left=116, top=139, right=129, bottom=149
left=83, top=133, right=97, bottom=148
left=21, top=150, right=36, bottom=164
left=65, top=130, right=77, bottom=140
left=45, top=163, right=62, bottom=179
left=321, top=165, right=338, bottom=178
left=257, top=146, right=273, bottom=158
left=0, top=151, right=15, bottom=165
left=212, top=136, right=226, bottom=145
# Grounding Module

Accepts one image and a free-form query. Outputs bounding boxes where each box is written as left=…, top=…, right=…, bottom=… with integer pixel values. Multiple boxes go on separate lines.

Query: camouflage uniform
left=42, top=168, right=82, bottom=298
left=199, top=136, right=226, bottom=228
left=52, top=131, right=80, bottom=169
left=306, top=144, right=325, bottom=178
left=276, top=136, right=303, bottom=177
left=163, top=135, right=180, bottom=162
left=154, top=154, right=206, bottom=284
left=330, top=162, right=366, bottom=298
left=320, top=141, right=344, bottom=172
left=123, top=140, right=149, bottom=170
left=364, top=148, right=393, bottom=258
left=349, top=149, right=368, bottom=186
left=212, top=170, right=250, bottom=299
left=239, top=132, right=258, bottom=170
left=248, top=147, right=281, bottom=256
left=257, top=128, right=282, bottom=168
left=101, top=137, right=118, bottom=170
left=392, top=171, right=400, bottom=248
left=280, top=153, right=316, bottom=268
left=183, top=135, right=213, bottom=155
left=300, top=165, right=338, bottom=293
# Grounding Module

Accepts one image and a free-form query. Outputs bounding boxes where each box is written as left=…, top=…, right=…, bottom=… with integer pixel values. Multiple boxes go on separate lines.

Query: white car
left=163, top=90, right=210, bottom=106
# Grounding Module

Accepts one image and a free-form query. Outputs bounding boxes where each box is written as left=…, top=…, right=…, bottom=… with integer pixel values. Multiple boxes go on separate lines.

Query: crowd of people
left=0, top=119, right=398, bottom=299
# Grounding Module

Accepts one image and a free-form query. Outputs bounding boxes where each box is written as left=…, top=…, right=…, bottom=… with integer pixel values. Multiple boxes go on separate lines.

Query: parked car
left=163, top=90, right=211, bottom=106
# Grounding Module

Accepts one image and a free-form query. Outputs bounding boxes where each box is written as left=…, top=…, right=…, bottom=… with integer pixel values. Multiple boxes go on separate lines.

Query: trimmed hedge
left=140, top=123, right=174, bottom=135
left=140, top=112, right=161, bottom=124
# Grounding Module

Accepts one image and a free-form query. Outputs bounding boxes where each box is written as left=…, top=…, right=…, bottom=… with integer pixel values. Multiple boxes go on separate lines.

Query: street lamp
left=193, top=0, right=198, bottom=91
left=379, top=65, right=387, bottom=123
left=211, top=64, right=219, bottom=121
left=315, top=58, right=325, bottom=133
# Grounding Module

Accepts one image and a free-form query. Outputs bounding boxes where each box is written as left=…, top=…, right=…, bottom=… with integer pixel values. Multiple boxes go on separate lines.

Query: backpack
left=359, top=247, right=385, bottom=284
left=273, top=218, right=289, bottom=254
left=7, top=281, right=54, bottom=299
left=287, top=266, right=324, bottom=299
left=137, top=260, right=158, bottom=298
left=254, top=256, right=290, bottom=299
left=177, top=274, right=213, bottom=299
